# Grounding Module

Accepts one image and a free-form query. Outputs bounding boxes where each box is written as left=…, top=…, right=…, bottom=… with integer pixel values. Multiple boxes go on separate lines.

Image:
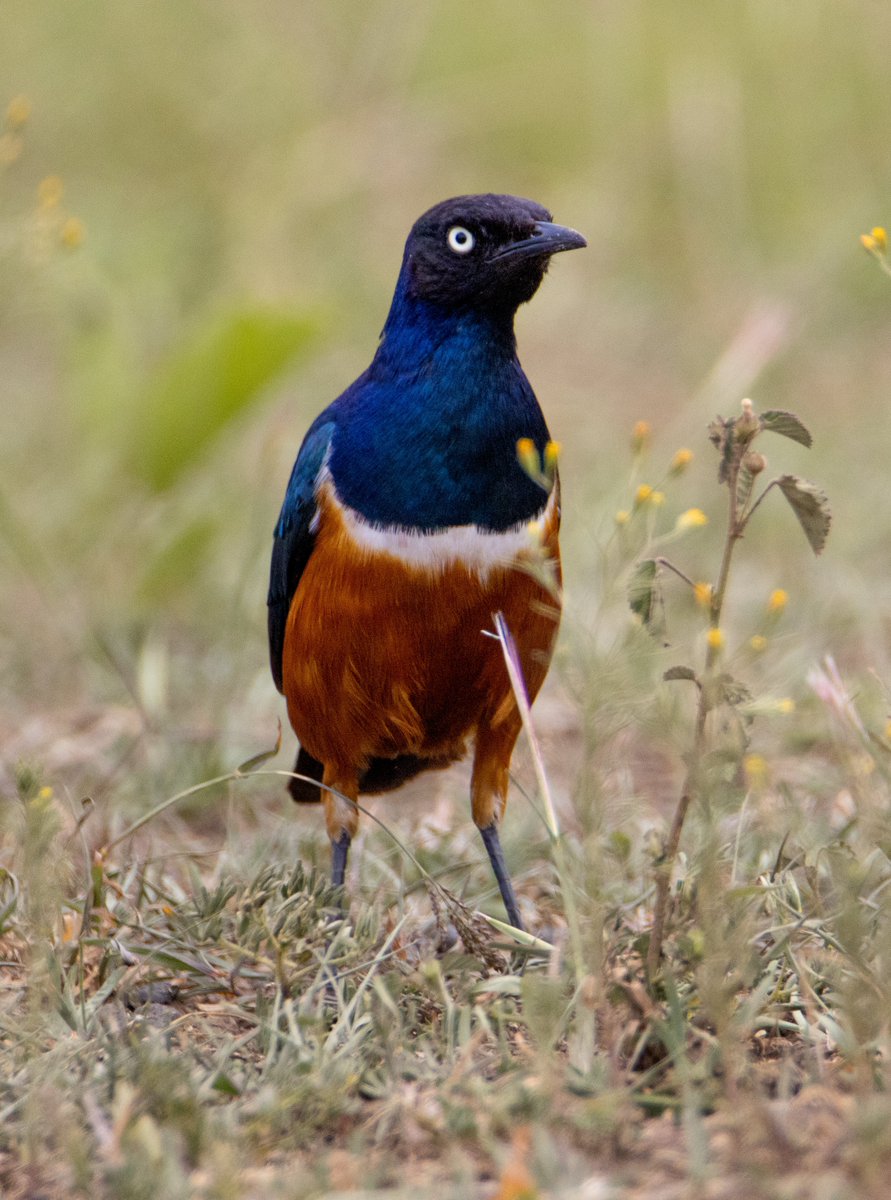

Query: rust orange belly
left=281, top=487, right=561, bottom=781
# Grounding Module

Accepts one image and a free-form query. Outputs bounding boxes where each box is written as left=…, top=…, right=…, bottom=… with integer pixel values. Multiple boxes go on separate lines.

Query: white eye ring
left=447, top=225, right=475, bottom=254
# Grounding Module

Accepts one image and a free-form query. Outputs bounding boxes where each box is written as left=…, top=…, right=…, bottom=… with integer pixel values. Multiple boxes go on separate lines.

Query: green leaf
left=737, top=461, right=757, bottom=511
left=629, top=559, right=666, bottom=640
left=132, top=307, right=320, bottom=490
left=664, top=665, right=698, bottom=684
left=760, top=410, right=813, bottom=448
left=777, top=474, right=832, bottom=555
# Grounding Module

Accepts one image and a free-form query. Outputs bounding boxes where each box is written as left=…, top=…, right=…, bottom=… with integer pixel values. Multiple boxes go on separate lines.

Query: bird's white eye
left=447, top=226, right=475, bottom=254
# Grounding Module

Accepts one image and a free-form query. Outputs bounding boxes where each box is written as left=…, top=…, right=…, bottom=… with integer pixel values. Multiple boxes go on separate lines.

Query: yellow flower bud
left=38, top=785, right=54, bottom=801
left=516, top=437, right=540, bottom=479
left=5, top=94, right=31, bottom=130
left=693, top=582, right=712, bottom=607
left=871, top=227, right=887, bottom=251
left=669, top=447, right=693, bottom=475
left=60, top=216, right=85, bottom=248
left=634, top=484, right=653, bottom=506
left=650, top=490, right=665, bottom=506
left=706, top=627, right=724, bottom=651
left=776, top=698, right=795, bottom=714
left=676, top=507, right=708, bottom=531
left=743, top=754, right=768, bottom=789
left=544, top=440, right=561, bottom=474
left=631, top=419, right=651, bottom=451
left=768, top=588, right=788, bottom=613
left=749, top=635, right=768, bottom=653
left=861, top=233, right=878, bottom=253
left=615, top=509, right=630, bottom=526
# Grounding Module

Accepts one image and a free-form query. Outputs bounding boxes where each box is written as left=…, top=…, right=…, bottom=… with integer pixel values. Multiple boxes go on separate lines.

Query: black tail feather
left=287, top=747, right=454, bottom=803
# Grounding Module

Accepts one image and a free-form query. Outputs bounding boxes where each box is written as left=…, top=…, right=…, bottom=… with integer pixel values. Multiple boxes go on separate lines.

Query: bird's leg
left=472, top=721, right=524, bottom=931
left=322, top=765, right=360, bottom=896
left=331, top=831, right=351, bottom=887
left=478, top=823, right=523, bottom=931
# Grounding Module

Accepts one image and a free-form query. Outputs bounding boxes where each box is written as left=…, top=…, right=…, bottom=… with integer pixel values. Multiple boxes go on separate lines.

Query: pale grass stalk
left=493, top=612, right=586, bottom=981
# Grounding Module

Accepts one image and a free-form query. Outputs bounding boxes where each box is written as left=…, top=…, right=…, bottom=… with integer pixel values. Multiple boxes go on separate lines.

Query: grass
left=6, top=415, right=891, bottom=1197
left=3, top=1, right=891, bottom=1195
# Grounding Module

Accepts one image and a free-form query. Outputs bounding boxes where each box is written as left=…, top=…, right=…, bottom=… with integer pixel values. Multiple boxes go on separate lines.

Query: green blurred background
left=2, top=0, right=889, bottom=812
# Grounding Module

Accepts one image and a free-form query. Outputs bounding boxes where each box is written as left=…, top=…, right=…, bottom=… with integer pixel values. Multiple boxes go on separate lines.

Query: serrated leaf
left=760, top=410, right=813, bottom=448
left=777, top=474, right=832, bottom=555
left=664, top=666, right=699, bottom=684
left=629, top=559, right=666, bottom=640
left=737, top=461, right=756, bottom=511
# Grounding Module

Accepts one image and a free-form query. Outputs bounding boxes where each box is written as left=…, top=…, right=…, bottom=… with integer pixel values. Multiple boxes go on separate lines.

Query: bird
left=267, top=193, right=585, bottom=930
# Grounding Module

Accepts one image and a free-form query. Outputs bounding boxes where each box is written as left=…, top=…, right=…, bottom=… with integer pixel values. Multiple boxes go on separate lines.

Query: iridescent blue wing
left=267, top=417, right=335, bottom=692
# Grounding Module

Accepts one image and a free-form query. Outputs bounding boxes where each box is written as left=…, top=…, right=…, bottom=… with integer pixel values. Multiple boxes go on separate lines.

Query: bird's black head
left=401, top=194, right=586, bottom=316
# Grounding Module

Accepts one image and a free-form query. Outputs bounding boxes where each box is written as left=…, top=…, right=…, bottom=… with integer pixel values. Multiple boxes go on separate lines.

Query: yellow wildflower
left=776, top=698, right=795, bottom=714
left=768, top=588, right=788, bottom=613
left=676, top=507, right=708, bottom=531
left=634, top=483, right=653, bottom=506
left=650, top=490, right=665, bottom=506
left=543, top=440, right=561, bottom=473
left=873, top=227, right=888, bottom=250
left=693, top=581, right=712, bottom=607
left=670, top=447, right=693, bottom=474
left=516, top=437, right=540, bottom=478
left=706, top=627, right=724, bottom=651
left=615, top=509, right=630, bottom=526
left=749, top=635, right=768, bottom=653
left=631, top=419, right=651, bottom=451
left=743, top=754, right=768, bottom=790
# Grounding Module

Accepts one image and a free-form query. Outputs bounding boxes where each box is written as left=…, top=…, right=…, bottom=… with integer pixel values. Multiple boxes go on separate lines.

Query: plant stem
left=647, top=442, right=746, bottom=982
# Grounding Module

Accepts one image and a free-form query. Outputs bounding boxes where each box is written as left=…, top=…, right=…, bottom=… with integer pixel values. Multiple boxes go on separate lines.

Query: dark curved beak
left=493, top=220, right=587, bottom=262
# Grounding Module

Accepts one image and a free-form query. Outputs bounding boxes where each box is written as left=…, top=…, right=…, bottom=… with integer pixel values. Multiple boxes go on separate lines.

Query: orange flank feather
left=281, top=482, right=561, bottom=848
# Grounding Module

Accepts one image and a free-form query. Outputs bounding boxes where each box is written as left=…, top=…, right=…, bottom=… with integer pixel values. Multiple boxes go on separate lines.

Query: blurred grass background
left=1, top=0, right=890, bottom=816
